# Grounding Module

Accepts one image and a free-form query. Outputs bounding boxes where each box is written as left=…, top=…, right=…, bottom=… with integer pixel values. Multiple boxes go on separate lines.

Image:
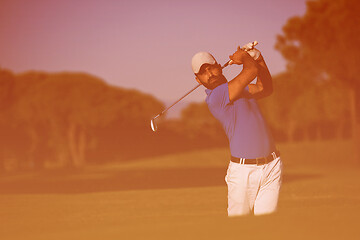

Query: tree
left=37, top=73, right=112, bottom=167
left=258, top=72, right=303, bottom=142
left=259, top=72, right=351, bottom=142
left=90, top=85, right=166, bottom=161
left=0, top=69, right=14, bottom=109
left=2, top=71, right=50, bottom=170
left=12, top=71, right=165, bottom=168
left=0, top=69, right=15, bottom=171
left=276, top=0, right=360, bottom=159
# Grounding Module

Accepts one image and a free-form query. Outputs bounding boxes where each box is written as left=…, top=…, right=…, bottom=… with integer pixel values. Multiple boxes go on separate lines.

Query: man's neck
left=209, top=79, right=227, bottom=90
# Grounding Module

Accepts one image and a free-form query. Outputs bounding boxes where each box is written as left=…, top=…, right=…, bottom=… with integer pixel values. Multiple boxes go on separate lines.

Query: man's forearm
left=228, top=53, right=258, bottom=102
left=256, top=56, right=273, bottom=95
left=246, top=55, right=273, bottom=99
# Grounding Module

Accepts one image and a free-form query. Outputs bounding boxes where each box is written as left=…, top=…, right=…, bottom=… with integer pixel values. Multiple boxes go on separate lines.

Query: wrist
left=255, top=54, right=264, bottom=62
left=243, top=54, right=257, bottom=68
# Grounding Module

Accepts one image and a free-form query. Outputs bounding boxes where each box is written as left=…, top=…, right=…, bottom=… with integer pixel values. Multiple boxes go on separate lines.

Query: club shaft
left=151, top=40, right=259, bottom=131
left=221, top=60, right=232, bottom=69
left=157, top=83, right=201, bottom=118
left=154, top=60, right=232, bottom=119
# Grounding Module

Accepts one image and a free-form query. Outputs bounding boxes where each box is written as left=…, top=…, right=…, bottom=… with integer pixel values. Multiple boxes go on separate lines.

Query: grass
left=0, top=140, right=359, bottom=240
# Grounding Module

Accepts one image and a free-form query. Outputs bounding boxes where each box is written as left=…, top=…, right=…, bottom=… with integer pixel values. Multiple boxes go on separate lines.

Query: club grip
left=222, top=41, right=258, bottom=68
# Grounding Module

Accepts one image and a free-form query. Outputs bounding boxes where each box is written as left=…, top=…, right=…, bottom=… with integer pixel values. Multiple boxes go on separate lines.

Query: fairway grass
left=0, top=140, right=359, bottom=240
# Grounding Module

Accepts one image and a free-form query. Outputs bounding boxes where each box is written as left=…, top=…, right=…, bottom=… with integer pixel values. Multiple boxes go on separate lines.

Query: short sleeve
left=206, top=83, right=250, bottom=117
left=205, top=83, right=232, bottom=117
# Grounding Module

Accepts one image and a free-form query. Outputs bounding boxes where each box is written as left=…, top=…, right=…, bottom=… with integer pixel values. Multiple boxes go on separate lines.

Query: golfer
left=191, top=44, right=282, bottom=216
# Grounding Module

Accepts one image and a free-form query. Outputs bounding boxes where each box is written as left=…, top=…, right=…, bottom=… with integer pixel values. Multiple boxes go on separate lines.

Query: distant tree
left=0, top=71, right=50, bottom=170
left=1, top=68, right=168, bottom=170
left=41, top=73, right=112, bottom=167
left=290, top=79, right=350, bottom=140
left=275, top=0, right=359, bottom=156
left=0, top=69, right=14, bottom=109
left=258, top=72, right=300, bottom=142
left=13, top=72, right=165, bottom=168
left=90, top=85, right=165, bottom=162
left=0, top=69, right=15, bottom=171
left=259, top=72, right=351, bottom=142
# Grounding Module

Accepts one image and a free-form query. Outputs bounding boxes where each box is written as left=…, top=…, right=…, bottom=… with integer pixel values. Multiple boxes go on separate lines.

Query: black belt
left=231, top=150, right=280, bottom=165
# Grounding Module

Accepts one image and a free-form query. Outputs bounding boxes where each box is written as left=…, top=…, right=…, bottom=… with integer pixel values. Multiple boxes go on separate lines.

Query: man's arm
left=247, top=54, right=273, bottom=99
left=228, top=48, right=259, bottom=102
left=246, top=55, right=273, bottom=99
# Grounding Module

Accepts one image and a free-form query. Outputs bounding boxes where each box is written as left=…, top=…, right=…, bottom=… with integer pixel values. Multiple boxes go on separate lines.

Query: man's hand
left=228, top=47, right=250, bottom=65
left=228, top=47, right=258, bottom=102
left=227, top=43, right=273, bottom=101
left=229, top=46, right=262, bottom=66
left=241, top=42, right=262, bottom=61
left=246, top=48, right=261, bottom=61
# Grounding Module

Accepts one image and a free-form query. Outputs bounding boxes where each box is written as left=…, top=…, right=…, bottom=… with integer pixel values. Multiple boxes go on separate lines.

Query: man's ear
left=195, top=75, right=202, bottom=84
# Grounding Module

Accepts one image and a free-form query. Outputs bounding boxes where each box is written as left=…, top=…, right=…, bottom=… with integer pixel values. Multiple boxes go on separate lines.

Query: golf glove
left=241, top=43, right=261, bottom=60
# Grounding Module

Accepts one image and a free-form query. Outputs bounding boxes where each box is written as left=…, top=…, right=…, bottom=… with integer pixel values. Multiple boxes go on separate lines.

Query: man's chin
left=206, top=83, right=221, bottom=90
left=209, top=80, right=226, bottom=89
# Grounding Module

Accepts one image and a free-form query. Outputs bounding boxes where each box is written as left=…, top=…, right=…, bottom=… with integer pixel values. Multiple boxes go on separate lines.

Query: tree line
left=0, top=70, right=168, bottom=170
left=275, top=0, right=359, bottom=159
left=0, top=65, right=353, bottom=171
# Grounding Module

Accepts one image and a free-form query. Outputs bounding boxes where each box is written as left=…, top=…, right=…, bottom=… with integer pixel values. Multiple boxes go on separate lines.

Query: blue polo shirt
left=205, top=83, right=276, bottom=159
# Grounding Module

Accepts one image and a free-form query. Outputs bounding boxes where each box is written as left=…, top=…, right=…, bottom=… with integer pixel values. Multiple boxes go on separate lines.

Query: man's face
left=195, top=63, right=227, bottom=89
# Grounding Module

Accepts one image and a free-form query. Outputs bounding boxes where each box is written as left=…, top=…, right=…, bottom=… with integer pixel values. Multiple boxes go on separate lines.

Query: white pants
left=225, top=157, right=282, bottom=216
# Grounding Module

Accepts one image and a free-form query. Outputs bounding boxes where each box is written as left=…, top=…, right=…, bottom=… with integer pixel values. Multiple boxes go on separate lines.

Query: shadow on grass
left=0, top=167, right=320, bottom=194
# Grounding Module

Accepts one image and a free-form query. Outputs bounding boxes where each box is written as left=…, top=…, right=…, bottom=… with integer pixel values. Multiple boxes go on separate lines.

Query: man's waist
left=228, top=137, right=276, bottom=157
left=231, top=150, right=280, bottom=165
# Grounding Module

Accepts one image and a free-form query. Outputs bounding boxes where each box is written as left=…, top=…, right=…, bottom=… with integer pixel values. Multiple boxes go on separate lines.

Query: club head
left=150, top=118, right=157, bottom=132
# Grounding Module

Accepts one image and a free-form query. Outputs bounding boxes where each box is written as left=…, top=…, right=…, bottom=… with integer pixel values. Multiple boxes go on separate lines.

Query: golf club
left=150, top=41, right=258, bottom=132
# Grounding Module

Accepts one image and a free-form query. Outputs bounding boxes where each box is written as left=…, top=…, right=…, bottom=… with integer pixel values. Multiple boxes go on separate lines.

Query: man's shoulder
left=205, top=83, right=231, bottom=111
left=214, top=82, right=228, bottom=91
left=206, top=83, right=228, bottom=98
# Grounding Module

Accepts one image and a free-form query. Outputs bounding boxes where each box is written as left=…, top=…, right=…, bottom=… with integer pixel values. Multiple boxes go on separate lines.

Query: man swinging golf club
left=192, top=43, right=282, bottom=216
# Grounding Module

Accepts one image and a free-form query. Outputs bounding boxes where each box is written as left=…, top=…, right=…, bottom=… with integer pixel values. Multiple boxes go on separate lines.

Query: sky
left=0, top=0, right=307, bottom=106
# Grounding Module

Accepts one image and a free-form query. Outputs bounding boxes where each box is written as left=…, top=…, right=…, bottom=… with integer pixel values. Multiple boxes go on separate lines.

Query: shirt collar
left=205, top=88, right=212, bottom=96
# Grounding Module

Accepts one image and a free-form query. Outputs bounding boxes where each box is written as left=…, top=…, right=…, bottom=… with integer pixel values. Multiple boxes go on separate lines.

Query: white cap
left=191, top=52, right=216, bottom=74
